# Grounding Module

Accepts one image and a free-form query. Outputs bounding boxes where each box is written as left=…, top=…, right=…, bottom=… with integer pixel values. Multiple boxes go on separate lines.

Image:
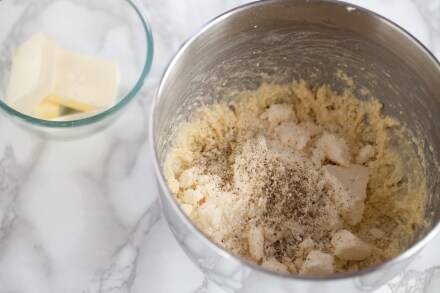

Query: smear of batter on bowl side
left=163, top=77, right=427, bottom=275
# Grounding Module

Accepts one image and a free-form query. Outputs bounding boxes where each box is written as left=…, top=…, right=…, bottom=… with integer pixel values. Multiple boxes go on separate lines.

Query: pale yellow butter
left=6, top=33, right=59, bottom=115
left=32, top=99, right=63, bottom=120
left=5, top=33, right=120, bottom=119
left=48, top=48, right=120, bottom=112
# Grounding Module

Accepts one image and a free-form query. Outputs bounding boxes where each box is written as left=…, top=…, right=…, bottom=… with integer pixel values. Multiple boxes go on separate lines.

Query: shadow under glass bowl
left=0, top=0, right=153, bottom=139
left=150, top=0, right=440, bottom=292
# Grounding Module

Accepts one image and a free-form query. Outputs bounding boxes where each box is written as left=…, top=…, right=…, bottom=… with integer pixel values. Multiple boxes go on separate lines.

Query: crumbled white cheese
left=260, top=104, right=295, bottom=126
left=181, top=188, right=204, bottom=205
left=288, top=263, right=298, bottom=274
left=356, top=144, right=374, bottom=164
left=311, top=148, right=326, bottom=168
left=248, top=226, right=265, bottom=261
left=369, top=227, right=386, bottom=239
left=331, top=230, right=371, bottom=261
left=163, top=80, right=423, bottom=277
left=300, top=121, right=323, bottom=137
left=262, top=257, right=289, bottom=273
left=298, top=237, right=315, bottom=256
left=300, top=250, right=334, bottom=275
left=316, top=132, right=351, bottom=166
left=323, top=164, right=369, bottom=225
left=179, top=168, right=196, bottom=188
left=276, top=122, right=311, bottom=150
left=168, top=177, right=180, bottom=194
left=276, top=121, right=324, bottom=151
left=180, top=203, right=194, bottom=216
left=197, top=203, right=223, bottom=231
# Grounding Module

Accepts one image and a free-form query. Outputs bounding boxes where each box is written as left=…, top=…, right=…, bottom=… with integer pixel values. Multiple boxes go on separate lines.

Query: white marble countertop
left=0, top=0, right=439, bottom=292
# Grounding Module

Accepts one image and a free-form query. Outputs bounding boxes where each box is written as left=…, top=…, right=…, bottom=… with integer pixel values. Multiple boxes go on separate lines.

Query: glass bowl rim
left=0, top=0, right=154, bottom=128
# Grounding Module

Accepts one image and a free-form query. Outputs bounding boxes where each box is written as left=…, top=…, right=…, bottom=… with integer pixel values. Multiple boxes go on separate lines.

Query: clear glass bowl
left=0, top=0, right=153, bottom=139
left=151, top=0, right=440, bottom=292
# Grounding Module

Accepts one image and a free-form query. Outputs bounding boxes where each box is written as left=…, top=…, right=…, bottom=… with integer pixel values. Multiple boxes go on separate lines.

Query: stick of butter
left=48, top=48, right=120, bottom=112
left=6, top=33, right=59, bottom=115
left=5, top=33, right=120, bottom=118
left=32, top=99, right=63, bottom=120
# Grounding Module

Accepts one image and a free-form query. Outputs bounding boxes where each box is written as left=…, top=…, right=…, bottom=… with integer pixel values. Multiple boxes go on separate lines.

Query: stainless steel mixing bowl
left=150, top=0, right=440, bottom=292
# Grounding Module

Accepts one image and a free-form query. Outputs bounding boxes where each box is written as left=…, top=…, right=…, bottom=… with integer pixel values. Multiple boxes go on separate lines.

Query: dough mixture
left=164, top=80, right=426, bottom=275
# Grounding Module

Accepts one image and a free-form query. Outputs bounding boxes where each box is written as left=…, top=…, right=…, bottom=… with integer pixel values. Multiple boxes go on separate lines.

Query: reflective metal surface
left=151, top=0, right=440, bottom=292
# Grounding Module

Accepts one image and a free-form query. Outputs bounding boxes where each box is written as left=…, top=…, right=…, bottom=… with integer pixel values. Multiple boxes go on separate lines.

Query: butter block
left=48, top=48, right=120, bottom=112
left=323, top=164, right=369, bottom=225
left=6, top=33, right=59, bottom=114
left=32, top=99, right=63, bottom=119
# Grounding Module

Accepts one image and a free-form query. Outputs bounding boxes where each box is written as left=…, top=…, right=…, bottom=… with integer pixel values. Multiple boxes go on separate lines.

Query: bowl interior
left=0, top=0, right=153, bottom=128
left=154, top=0, right=440, bottom=270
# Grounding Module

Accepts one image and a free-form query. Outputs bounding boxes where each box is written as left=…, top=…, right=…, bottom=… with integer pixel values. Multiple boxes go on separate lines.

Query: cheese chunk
left=299, top=250, right=334, bottom=276
left=331, top=230, right=371, bottom=261
left=276, top=121, right=323, bottom=151
left=180, top=203, right=193, bottom=216
left=260, top=104, right=295, bottom=126
left=181, top=188, right=204, bottom=205
left=6, top=33, right=59, bottom=114
left=323, top=164, right=369, bottom=225
left=369, top=227, right=386, bottom=239
left=48, top=48, right=120, bottom=111
left=300, top=121, right=323, bottom=137
left=356, top=144, right=374, bottom=164
left=179, top=168, right=197, bottom=188
left=32, top=99, right=63, bottom=119
left=316, top=132, right=351, bottom=166
left=262, top=257, right=289, bottom=273
left=167, top=177, right=180, bottom=194
left=276, top=122, right=310, bottom=150
left=297, top=237, right=315, bottom=256
left=248, top=226, right=265, bottom=261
